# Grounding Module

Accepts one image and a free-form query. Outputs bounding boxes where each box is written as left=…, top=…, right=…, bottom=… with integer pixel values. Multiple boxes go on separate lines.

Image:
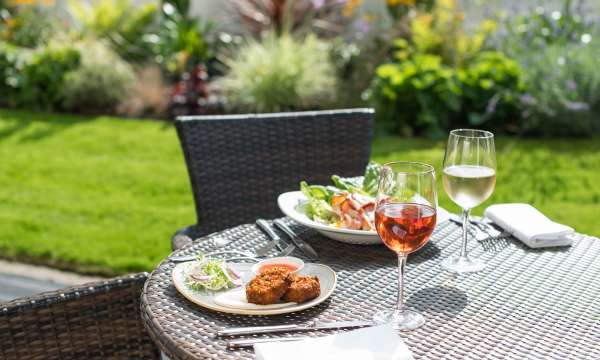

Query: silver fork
left=448, top=214, right=509, bottom=241
left=448, top=214, right=489, bottom=241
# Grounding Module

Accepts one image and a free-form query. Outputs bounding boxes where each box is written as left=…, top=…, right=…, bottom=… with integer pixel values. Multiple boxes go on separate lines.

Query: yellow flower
left=342, top=0, right=363, bottom=17
left=387, top=0, right=416, bottom=6
left=362, top=14, right=375, bottom=22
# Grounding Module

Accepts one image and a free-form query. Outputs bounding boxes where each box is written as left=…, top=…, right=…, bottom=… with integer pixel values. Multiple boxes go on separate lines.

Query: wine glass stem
left=396, top=254, right=407, bottom=311
left=460, top=209, right=471, bottom=259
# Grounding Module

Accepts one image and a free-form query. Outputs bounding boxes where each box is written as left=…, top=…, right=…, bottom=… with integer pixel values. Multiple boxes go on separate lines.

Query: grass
left=0, top=108, right=599, bottom=275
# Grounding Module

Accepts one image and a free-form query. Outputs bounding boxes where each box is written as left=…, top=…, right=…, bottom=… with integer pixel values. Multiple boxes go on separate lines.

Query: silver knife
left=273, top=219, right=319, bottom=261
left=256, top=219, right=290, bottom=252
left=217, top=320, right=373, bottom=337
left=227, top=336, right=309, bottom=349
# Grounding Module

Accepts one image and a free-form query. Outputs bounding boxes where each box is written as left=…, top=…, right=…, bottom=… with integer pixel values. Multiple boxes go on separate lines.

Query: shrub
left=69, top=0, right=158, bottom=61
left=228, top=0, right=350, bottom=38
left=369, top=54, right=460, bottom=137
left=493, top=1, right=600, bottom=136
left=368, top=0, right=525, bottom=137
left=118, top=65, right=171, bottom=119
left=496, top=2, right=595, bottom=52
left=0, top=6, right=61, bottom=48
left=518, top=41, right=600, bottom=136
left=62, top=40, right=135, bottom=114
left=458, top=52, right=525, bottom=131
left=149, top=0, right=213, bottom=78
left=218, top=34, right=337, bottom=113
left=18, top=43, right=81, bottom=111
left=0, top=41, right=29, bottom=108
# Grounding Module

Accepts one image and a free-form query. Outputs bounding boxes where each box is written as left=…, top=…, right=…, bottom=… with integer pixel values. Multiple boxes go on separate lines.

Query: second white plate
left=277, top=191, right=450, bottom=245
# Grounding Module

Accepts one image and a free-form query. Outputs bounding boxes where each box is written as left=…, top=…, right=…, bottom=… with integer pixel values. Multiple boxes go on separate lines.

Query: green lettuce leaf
left=362, top=162, right=382, bottom=196
left=300, top=181, right=339, bottom=224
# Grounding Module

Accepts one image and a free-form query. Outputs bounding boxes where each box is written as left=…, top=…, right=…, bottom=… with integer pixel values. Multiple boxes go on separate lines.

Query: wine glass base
left=373, top=308, right=425, bottom=332
left=441, top=255, right=486, bottom=274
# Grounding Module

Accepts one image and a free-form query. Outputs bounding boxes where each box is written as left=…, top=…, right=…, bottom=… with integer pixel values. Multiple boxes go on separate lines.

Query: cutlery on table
left=448, top=214, right=509, bottom=241
left=169, top=242, right=295, bottom=263
left=218, top=320, right=373, bottom=337
left=256, top=219, right=293, bottom=252
left=273, top=219, right=318, bottom=261
left=227, top=336, right=309, bottom=349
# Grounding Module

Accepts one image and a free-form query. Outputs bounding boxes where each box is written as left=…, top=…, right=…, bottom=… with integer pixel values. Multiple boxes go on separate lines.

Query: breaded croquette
left=282, top=275, right=320, bottom=303
left=245, top=268, right=291, bottom=305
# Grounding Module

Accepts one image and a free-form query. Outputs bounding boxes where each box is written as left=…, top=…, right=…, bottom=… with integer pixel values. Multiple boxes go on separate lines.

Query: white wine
left=443, top=165, right=496, bottom=209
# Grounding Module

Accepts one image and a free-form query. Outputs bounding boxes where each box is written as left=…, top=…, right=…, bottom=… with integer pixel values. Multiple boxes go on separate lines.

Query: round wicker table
left=141, top=218, right=600, bottom=360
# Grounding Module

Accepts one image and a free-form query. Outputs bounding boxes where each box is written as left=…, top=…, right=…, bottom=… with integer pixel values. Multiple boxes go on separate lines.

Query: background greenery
left=0, top=109, right=598, bottom=275
left=1, top=0, right=599, bottom=135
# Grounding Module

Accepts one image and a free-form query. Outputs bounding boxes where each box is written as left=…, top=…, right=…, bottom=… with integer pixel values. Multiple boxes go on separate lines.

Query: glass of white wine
left=441, top=129, right=496, bottom=273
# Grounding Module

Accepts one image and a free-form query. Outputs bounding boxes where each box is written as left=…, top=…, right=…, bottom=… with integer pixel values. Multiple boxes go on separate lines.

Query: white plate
left=277, top=191, right=450, bottom=245
left=172, top=262, right=336, bottom=316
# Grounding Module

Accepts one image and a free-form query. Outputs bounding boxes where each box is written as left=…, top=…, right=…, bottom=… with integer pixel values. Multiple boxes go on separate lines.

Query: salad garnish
left=300, top=162, right=382, bottom=230
left=185, top=255, right=242, bottom=291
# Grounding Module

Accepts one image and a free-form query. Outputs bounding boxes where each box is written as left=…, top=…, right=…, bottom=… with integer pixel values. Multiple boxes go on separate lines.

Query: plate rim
left=172, top=262, right=337, bottom=316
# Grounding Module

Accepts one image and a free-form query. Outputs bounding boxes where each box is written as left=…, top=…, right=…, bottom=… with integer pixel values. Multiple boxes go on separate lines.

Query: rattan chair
left=172, top=108, right=375, bottom=249
left=0, top=273, right=159, bottom=360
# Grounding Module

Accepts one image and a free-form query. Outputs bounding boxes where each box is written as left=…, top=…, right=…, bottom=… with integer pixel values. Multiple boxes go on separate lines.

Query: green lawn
left=1, top=109, right=599, bottom=275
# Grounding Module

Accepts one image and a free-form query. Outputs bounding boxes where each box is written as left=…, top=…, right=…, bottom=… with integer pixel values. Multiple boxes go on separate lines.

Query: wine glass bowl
left=373, top=162, right=437, bottom=331
left=441, top=129, right=497, bottom=274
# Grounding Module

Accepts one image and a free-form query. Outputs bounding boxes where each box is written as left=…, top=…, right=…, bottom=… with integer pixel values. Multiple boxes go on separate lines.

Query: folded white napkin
left=484, top=203, right=574, bottom=248
left=254, top=323, right=413, bottom=360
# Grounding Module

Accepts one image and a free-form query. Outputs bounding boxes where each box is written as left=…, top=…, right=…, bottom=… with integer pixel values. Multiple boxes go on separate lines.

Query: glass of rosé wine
left=373, top=161, right=437, bottom=331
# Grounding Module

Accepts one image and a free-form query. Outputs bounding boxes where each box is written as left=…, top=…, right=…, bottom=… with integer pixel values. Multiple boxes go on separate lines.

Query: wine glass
left=441, top=129, right=496, bottom=273
left=373, top=161, right=437, bottom=331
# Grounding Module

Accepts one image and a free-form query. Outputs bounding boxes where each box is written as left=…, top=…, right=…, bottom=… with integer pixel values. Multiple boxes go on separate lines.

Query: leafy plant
left=218, top=33, right=337, bottom=113
left=0, top=41, right=29, bottom=108
left=18, top=43, right=81, bottom=111
left=369, top=53, right=460, bottom=137
left=497, top=0, right=595, bottom=54
left=495, top=1, right=600, bottom=136
left=385, top=0, right=435, bottom=21
left=458, top=52, right=525, bottom=130
left=400, top=0, right=498, bottom=67
left=518, top=41, right=600, bottom=136
left=169, top=64, right=224, bottom=117
left=368, top=0, right=525, bottom=137
left=69, top=0, right=158, bottom=61
left=62, top=40, right=135, bottom=114
left=228, top=0, right=350, bottom=38
left=148, top=0, right=213, bottom=77
left=0, top=5, right=61, bottom=48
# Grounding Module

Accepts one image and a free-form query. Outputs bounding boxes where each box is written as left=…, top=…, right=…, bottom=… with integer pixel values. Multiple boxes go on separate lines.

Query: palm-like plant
left=227, top=0, right=349, bottom=38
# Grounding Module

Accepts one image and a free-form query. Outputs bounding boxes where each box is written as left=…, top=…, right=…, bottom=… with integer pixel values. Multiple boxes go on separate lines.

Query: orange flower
left=342, top=0, right=363, bottom=17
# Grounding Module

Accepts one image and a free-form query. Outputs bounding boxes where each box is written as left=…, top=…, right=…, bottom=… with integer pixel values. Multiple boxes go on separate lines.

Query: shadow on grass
left=0, top=109, right=93, bottom=142
left=0, top=108, right=174, bottom=143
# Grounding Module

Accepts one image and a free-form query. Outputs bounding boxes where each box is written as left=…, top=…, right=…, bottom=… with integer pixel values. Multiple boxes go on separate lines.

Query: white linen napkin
left=484, top=203, right=574, bottom=248
left=254, top=323, right=413, bottom=360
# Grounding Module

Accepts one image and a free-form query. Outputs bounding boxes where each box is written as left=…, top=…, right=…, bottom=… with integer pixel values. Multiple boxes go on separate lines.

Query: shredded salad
left=185, top=255, right=242, bottom=292
left=300, top=162, right=382, bottom=231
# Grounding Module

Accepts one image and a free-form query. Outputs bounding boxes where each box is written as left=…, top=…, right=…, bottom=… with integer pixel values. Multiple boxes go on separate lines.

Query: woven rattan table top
left=140, top=219, right=600, bottom=360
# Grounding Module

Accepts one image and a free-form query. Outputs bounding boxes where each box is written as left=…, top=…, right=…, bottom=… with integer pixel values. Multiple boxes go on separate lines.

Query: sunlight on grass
left=0, top=109, right=598, bottom=275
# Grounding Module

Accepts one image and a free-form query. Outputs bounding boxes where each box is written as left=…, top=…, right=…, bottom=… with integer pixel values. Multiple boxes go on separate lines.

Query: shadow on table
left=410, top=242, right=441, bottom=264
left=406, top=286, right=468, bottom=319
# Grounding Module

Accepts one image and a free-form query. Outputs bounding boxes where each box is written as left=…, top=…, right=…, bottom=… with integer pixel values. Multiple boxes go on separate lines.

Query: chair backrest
left=0, top=273, right=159, bottom=360
left=176, top=108, right=374, bottom=237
